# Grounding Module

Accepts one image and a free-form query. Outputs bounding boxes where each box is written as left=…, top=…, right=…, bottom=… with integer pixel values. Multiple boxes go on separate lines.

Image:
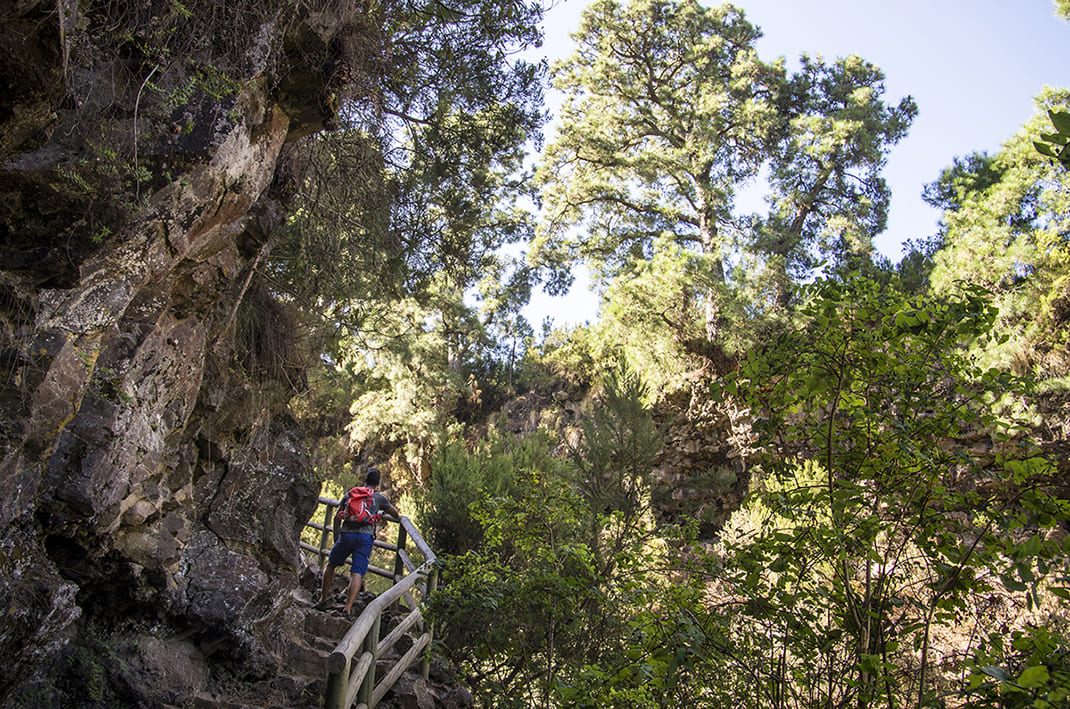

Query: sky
left=521, top=0, right=1070, bottom=330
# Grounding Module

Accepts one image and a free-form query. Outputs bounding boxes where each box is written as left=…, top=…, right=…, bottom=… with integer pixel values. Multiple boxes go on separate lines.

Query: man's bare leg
left=344, top=572, right=364, bottom=615
left=320, top=563, right=337, bottom=606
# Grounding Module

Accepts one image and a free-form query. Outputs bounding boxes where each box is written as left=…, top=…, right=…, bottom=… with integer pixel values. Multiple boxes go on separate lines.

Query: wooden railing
left=301, top=496, right=438, bottom=709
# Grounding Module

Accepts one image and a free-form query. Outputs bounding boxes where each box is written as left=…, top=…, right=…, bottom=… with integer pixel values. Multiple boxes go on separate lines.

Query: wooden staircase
left=163, top=500, right=440, bottom=709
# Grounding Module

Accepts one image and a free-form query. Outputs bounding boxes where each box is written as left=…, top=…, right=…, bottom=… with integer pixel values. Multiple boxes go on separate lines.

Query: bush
left=416, top=430, right=563, bottom=555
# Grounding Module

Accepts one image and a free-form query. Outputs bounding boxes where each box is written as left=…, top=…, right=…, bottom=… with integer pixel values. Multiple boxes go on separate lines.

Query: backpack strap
left=336, top=488, right=353, bottom=519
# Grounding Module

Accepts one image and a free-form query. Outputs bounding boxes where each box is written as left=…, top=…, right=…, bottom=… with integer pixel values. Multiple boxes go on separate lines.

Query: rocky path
left=163, top=574, right=467, bottom=709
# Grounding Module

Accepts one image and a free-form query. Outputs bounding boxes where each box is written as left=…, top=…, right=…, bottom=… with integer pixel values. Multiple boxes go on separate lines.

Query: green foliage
left=723, top=275, right=1067, bottom=707
left=416, top=430, right=562, bottom=555
left=596, top=237, right=707, bottom=394
left=55, top=628, right=139, bottom=705
left=273, top=0, right=544, bottom=317
left=923, top=152, right=1007, bottom=215
left=1034, top=109, right=1070, bottom=166
left=427, top=367, right=673, bottom=705
left=340, top=296, right=466, bottom=458
left=894, top=233, right=946, bottom=295
left=552, top=574, right=729, bottom=708
left=268, top=1, right=546, bottom=473
left=534, top=0, right=783, bottom=341
left=55, top=140, right=153, bottom=216
left=520, top=322, right=617, bottom=398
left=965, top=624, right=1070, bottom=708
left=928, top=89, right=1070, bottom=383
left=535, top=0, right=914, bottom=347
left=566, top=366, right=663, bottom=571
left=429, top=469, right=597, bottom=707
left=752, top=54, right=916, bottom=309
left=897, top=151, right=1006, bottom=293
left=56, top=166, right=94, bottom=194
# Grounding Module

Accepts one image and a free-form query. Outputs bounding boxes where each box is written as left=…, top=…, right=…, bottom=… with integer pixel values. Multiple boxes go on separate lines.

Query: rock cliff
left=0, top=2, right=353, bottom=704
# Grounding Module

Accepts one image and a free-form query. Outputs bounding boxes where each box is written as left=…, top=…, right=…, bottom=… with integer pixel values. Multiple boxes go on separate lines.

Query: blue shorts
left=328, top=532, right=374, bottom=576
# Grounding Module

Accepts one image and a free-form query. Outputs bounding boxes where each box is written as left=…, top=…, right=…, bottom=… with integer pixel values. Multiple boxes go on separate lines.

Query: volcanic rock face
left=0, top=1, right=343, bottom=703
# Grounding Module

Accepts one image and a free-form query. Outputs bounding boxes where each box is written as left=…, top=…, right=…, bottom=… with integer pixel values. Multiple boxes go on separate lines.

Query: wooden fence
left=301, top=495, right=438, bottom=709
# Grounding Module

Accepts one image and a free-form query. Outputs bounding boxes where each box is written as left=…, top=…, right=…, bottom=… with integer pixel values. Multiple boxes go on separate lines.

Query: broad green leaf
left=1049, top=109, right=1070, bottom=134
left=982, top=665, right=1012, bottom=682
left=1017, top=665, right=1050, bottom=689
left=1036, top=140, right=1058, bottom=158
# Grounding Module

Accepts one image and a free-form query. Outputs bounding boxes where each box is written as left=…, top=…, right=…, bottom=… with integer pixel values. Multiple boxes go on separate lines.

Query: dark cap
left=365, top=468, right=381, bottom=486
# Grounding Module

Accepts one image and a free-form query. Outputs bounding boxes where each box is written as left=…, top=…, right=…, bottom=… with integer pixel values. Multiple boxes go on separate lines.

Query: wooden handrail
left=303, top=496, right=438, bottom=709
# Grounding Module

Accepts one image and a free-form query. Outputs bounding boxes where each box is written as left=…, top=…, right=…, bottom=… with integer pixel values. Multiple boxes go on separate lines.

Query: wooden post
left=360, top=614, right=381, bottom=707
left=420, top=566, right=438, bottom=680
left=390, top=521, right=408, bottom=613
left=319, top=499, right=334, bottom=570
left=324, top=654, right=349, bottom=709
left=392, top=521, right=408, bottom=581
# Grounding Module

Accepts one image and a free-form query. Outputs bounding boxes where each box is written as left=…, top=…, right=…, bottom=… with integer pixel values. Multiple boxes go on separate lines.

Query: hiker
left=318, top=467, right=400, bottom=615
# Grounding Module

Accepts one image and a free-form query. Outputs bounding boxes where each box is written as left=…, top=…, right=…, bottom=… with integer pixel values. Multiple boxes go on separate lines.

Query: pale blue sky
left=524, top=0, right=1070, bottom=328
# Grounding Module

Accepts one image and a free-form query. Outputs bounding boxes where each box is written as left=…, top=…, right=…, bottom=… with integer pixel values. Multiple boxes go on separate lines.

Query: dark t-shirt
left=338, top=490, right=392, bottom=534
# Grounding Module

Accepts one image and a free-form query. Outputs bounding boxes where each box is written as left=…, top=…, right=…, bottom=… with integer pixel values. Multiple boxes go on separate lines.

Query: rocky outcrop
left=0, top=1, right=363, bottom=704
left=484, top=379, right=754, bottom=539
left=651, top=384, right=755, bottom=536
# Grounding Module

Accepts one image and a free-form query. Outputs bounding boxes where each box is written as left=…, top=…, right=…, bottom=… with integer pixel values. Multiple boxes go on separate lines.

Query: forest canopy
left=271, top=1, right=1069, bottom=706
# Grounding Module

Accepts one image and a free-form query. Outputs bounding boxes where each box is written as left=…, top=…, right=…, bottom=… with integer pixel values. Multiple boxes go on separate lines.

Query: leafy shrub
left=722, top=275, right=1068, bottom=707
left=416, top=430, right=563, bottom=555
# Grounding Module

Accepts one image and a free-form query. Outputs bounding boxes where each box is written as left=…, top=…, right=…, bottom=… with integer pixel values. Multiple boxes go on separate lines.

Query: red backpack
left=338, top=486, right=382, bottom=525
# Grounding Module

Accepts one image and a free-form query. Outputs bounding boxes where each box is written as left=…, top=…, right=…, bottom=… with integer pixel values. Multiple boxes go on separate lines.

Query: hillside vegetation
left=0, top=0, right=1067, bottom=707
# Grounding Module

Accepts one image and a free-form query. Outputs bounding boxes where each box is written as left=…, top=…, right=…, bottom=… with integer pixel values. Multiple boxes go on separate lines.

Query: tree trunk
left=771, top=253, right=792, bottom=311
left=699, top=210, right=726, bottom=342
left=773, top=162, right=835, bottom=311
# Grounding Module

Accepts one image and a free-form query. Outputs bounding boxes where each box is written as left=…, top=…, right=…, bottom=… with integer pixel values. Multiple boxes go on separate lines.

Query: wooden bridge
left=301, top=495, right=438, bottom=709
